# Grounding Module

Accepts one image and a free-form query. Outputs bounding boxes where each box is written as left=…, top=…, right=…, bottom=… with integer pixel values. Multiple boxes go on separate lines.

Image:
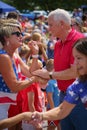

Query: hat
left=75, top=17, right=83, bottom=26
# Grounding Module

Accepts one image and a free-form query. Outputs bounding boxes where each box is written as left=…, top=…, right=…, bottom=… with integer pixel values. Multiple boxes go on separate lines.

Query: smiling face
left=73, top=47, right=87, bottom=76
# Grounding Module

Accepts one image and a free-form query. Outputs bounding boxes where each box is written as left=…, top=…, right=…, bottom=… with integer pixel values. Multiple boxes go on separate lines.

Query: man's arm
left=0, top=112, right=32, bottom=130
left=32, top=65, right=77, bottom=80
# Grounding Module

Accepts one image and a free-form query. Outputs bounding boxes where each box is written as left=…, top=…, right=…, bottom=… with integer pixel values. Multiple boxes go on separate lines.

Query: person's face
left=73, top=47, right=87, bottom=75
left=83, top=20, right=87, bottom=27
left=71, top=18, right=81, bottom=32
left=8, top=27, right=23, bottom=49
left=48, top=16, right=61, bottom=37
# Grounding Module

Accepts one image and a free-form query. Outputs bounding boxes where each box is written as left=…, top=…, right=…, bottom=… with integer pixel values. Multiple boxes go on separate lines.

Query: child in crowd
left=31, top=32, right=48, bottom=66
left=22, top=59, right=45, bottom=130
left=46, top=59, right=61, bottom=130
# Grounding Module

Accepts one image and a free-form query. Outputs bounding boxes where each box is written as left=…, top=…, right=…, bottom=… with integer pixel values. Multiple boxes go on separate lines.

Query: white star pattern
left=54, top=82, right=57, bottom=87
left=81, top=95, right=87, bottom=103
left=68, top=90, right=75, bottom=97
left=79, top=89, right=83, bottom=92
left=75, top=97, right=79, bottom=101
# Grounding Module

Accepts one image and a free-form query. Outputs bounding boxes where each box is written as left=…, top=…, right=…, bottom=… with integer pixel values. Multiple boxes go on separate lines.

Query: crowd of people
left=0, top=7, right=87, bottom=130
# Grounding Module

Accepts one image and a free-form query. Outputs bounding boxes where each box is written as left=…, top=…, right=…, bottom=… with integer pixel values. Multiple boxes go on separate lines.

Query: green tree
left=2, top=0, right=87, bottom=11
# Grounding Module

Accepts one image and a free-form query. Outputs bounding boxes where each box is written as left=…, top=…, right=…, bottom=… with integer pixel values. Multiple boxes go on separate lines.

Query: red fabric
left=8, top=53, right=25, bottom=117
left=0, top=97, right=16, bottom=104
left=48, top=120, right=59, bottom=126
left=8, top=92, right=23, bottom=117
left=8, top=53, right=45, bottom=118
left=22, top=83, right=44, bottom=112
left=54, top=29, right=84, bottom=91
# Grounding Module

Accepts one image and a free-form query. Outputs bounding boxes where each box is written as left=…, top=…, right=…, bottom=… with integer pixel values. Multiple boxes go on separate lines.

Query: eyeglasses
left=71, top=23, right=79, bottom=27
left=11, top=31, right=23, bottom=37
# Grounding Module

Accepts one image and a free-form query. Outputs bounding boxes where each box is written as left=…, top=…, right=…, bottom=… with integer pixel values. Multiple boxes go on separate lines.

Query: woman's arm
left=0, top=112, right=32, bottom=130
left=43, top=101, right=75, bottom=120
left=17, top=54, right=39, bottom=77
left=33, top=101, right=76, bottom=121
left=17, top=40, right=42, bottom=77
left=0, top=54, right=37, bottom=92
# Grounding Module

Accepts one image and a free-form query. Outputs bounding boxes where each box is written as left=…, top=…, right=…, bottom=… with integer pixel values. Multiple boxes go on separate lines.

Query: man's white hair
left=48, top=8, right=71, bottom=25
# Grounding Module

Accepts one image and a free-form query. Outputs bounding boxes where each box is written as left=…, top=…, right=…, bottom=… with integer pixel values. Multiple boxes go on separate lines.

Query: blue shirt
left=64, top=79, right=87, bottom=109
left=46, top=79, right=59, bottom=108
left=47, top=41, right=54, bottom=59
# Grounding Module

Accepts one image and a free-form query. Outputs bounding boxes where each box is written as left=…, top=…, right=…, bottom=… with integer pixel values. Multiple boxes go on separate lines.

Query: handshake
left=0, top=111, right=44, bottom=130
left=23, top=111, right=44, bottom=129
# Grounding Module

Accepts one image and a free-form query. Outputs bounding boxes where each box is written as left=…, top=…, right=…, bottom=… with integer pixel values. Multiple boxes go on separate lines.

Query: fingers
left=28, top=40, right=39, bottom=54
left=31, top=111, right=41, bottom=121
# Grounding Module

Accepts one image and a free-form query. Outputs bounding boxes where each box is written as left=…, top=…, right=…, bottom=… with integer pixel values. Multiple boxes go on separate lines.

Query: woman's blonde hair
left=0, top=18, right=22, bottom=45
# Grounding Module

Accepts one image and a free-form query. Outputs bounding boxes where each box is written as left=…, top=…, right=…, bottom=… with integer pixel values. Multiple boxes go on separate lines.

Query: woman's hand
left=32, top=111, right=43, bottom=122
left=28, top=40, right=39, bottom=55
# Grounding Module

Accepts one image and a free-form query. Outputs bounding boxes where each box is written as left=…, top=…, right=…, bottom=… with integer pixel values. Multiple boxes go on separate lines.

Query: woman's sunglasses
left=11, top=31, right=23, bottom=37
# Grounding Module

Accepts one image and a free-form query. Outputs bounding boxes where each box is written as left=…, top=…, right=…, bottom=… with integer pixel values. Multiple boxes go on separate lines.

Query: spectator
left=46, top=59, right=60, bottom=130
left=82, top=13, right=87, bottom=27
left=71, top=16, right=83, bottom=32
left=0, top=18, right=47, bottom=130
left=47, top=34, right=56, bottom=59
left=71, top=16, right=87, bottom=36
left=7, top=11, right=19, bottom=20
left=31, top=32, right=48, bottom=66
left=22, top=59, right=45, bottom=130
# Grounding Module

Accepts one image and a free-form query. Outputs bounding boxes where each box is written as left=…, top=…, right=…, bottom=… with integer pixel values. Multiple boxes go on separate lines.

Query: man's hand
left=32, top=69, right=50, bottom=79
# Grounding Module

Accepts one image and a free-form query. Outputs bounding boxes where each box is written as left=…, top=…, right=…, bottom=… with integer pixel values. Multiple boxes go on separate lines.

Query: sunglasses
left=71, top=23, right=79, bottom=27
left=11, top=31, right=23, bottom=37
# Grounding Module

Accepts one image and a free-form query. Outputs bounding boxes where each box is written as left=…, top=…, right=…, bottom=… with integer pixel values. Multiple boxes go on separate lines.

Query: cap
left=75, top=17, right=83, bottom=26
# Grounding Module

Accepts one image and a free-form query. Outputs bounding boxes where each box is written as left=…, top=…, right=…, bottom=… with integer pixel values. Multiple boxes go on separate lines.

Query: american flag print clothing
left=64, top=79, right=87, bottom=109
left=0, top=49, right=20, bottom=104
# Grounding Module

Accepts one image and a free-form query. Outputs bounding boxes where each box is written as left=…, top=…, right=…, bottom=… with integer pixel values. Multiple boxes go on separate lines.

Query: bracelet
left=32, top=54, right=39, bottom=58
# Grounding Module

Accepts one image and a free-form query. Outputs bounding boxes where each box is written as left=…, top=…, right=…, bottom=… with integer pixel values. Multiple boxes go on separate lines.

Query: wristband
left=49, top=71, right=53, bottom=79
left=32, top=54, right=39, bottom=58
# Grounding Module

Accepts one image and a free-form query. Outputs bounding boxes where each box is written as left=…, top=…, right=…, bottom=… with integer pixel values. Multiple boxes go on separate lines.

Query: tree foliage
left=2, top=0, right=87, bottom=11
